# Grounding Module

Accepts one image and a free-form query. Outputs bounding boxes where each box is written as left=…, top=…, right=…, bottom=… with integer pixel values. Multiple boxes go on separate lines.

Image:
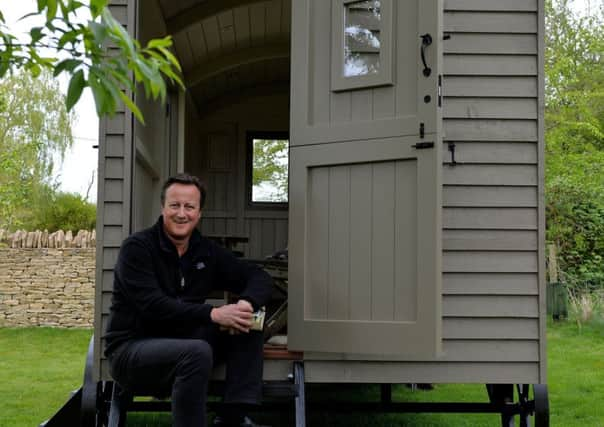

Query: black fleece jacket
left=104, top=216, right=273, bottom=356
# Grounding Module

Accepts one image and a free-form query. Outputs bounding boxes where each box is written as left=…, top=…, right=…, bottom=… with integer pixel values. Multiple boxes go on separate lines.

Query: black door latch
left=412, top=141, right=434, bottom=149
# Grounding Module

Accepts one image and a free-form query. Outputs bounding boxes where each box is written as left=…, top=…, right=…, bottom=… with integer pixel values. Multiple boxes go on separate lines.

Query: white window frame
left=331, top=0, right=395, bottom=92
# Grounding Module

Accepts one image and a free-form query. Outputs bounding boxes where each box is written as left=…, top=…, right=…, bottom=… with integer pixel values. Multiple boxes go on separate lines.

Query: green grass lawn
left=0, top=321, right=602, bottom=427
left=0, top=327, right=93, bottom=427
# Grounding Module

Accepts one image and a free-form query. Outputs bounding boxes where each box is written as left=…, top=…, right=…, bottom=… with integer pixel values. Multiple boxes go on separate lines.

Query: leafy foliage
left=0, top=71, right=73, bottom=230
left=545, top=0, right=604, bottom=287
left=251, top=138, right=288, bottom=202
left=27, top=186, right=97, bottom=232
left=0, top=0, right=183, bottom=122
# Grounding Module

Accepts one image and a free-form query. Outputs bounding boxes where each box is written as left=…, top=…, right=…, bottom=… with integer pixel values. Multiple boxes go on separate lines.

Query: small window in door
left=331, top=0, right=394, bottom=91
left=247, top=132, right=289, bottom=207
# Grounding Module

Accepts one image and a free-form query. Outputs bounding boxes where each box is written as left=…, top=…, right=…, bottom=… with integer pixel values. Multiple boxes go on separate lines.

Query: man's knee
left=178, top=340, right=214, bottom=377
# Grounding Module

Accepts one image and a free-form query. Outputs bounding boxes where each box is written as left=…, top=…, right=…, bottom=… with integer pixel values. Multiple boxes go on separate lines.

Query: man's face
left=161, top=183, right=202, bottom=241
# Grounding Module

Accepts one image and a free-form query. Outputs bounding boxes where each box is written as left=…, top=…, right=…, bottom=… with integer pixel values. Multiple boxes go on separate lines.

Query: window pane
left=252, top=138, right=289, bottom=203
left=344, top=0, right=382, bottom=77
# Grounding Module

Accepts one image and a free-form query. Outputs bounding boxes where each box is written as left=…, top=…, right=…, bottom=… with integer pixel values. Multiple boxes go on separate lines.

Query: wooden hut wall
left=301, top=0, right=545, bottom=384
left=96, top=0, right=545, bottom=383
left=95, top=0, right=134, bottom=380
left=438, top=0, right=544, bottom=382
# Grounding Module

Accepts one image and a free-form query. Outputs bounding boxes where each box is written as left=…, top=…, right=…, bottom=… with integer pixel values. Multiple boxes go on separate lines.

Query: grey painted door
left=288, top=0, right=443, bottom=357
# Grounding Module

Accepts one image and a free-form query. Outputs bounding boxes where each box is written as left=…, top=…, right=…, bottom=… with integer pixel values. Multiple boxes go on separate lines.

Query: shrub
left=27, top=189, right=96, bottom=233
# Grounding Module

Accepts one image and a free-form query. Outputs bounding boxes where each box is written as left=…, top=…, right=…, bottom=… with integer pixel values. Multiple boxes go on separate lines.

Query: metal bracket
left=412, top=142, right=434, bottom=150
left=448, top=142, right=457, bottom=165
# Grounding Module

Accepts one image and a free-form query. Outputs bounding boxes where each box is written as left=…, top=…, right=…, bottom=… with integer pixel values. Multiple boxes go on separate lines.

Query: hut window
left=331, top=0, right=394, bottom=91
left=247, top=132, right=289, bottom=206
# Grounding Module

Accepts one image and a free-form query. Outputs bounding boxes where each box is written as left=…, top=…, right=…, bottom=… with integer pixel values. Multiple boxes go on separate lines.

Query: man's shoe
left=213, top=415, right=270, bottom=427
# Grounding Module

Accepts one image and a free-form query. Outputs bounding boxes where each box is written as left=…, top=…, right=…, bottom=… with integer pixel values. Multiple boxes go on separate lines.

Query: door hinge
left=412, top=141, right=434, bottom=150
left=420, top=122, right=425, bottom=138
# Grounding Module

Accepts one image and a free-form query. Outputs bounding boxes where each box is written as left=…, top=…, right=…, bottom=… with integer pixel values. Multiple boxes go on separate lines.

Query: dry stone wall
left=0, top=230, right=96, bottom=328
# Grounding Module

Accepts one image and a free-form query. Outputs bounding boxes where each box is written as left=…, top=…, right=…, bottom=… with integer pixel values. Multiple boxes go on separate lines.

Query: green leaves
left=66, top=69, right=85, bottom=111
left=0, top=1, right=184, bottom=122
left=89, top=0, right=109, bottom=18
left=546, top=0, right=604, bottom=288
left=53, top=59, right=81, bottom=77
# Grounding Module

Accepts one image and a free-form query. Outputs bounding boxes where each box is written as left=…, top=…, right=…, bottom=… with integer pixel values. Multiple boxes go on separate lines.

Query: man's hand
left=211, top=300, right=254, bottom=333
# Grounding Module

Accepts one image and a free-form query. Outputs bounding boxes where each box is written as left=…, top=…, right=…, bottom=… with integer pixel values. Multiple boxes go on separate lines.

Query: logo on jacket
left=196, top=262, right=206, bottom=270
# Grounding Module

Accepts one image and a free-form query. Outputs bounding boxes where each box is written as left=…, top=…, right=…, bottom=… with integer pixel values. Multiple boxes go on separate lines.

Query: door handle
left=420, top=33, right=432, bottom=77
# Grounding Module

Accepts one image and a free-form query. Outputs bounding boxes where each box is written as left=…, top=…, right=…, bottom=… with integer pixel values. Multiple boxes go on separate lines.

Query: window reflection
left=251, top=138, right=289, bottom=203
left=344, top=0, right=381, bottom=77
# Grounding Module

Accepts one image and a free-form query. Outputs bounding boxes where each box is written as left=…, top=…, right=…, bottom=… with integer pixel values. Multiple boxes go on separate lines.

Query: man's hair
left=160, top=173, right=207, bottom=208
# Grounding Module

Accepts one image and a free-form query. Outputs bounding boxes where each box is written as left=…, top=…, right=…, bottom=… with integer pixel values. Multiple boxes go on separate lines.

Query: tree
left=545, top=0, right=604, bottom=286
left=0, top=70, right=73, bottom=230
left=252, top=138, right=288, bottom=202
left=27, top=185, right=97, bottom=232
left=0, top=0, right=183, bottom=123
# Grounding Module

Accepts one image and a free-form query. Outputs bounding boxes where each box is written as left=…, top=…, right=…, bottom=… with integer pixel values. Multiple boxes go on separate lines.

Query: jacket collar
left=155, top=216, right=209, bottom=257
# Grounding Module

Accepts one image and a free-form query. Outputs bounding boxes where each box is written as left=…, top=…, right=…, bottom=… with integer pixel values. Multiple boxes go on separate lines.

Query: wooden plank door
left=289, top=0, right=443, bottom=357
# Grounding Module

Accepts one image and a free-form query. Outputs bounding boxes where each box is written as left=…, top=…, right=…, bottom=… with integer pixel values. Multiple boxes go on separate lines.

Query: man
left=104, top=174, right=273, bottom=427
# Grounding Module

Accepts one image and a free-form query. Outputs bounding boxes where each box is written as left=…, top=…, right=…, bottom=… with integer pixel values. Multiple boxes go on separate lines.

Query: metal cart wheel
left=81, top=335, right=100, bottom=427
left=533, top=384, right=550, bottom=427
left=81, top=335, right=113, bottom=427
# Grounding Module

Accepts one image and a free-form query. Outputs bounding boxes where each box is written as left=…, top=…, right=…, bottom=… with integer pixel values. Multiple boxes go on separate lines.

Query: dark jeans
left=108, top=324, right=264, bottom=427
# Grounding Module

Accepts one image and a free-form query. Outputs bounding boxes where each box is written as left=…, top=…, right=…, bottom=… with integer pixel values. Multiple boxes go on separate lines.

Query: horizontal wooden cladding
left=109, top=4, right=128, bottom=26
left=444, top=119, right=537, bottom=141
left=441, top=142, right=537, bottom=164
left=304, top=361, right=540, bottom=384
left=443, top=186, right=537, bottom=208
left=443, top=164, right=537, bottom=186
left=104, top=113, right=126, bottom=135
left=102, top=271, right=114, bottom=292
left=102, top=225, right=126, bottom=248
left=99, top=272, right=541, bottom=297
left=102, top=202, right=124, bottom=226
left=307, top=339, right=539, bottom=362
left=443, top=295, right=539, bottom=317
left=443, top=340, right=539, bottom=362
left=444, top=98, right=537, bottom=120
left=444, top=55, right=537, bottom=76
left=444, top=76, right=537, bottom=97
left=443, top=252, right=538, bottom=273
left=100, top=357, right=539, bottom=384
left=104, top=158, right=125, bottom=179
left=102, top=248, right=120, bottom=270
left=104, top=136, right=126, bottom=158
left=444, top=207, right=537, bottom=230
left=445, top=0, right=537, bottom=12
left=443, top=317, right=538, bottom=339
left=103, top=179, right=124, bottom=202
left=444, top=34, right=537, bottom=55
left=444, top=12, right=537, bottom=34
left=443, top=273, right=538, bottom=295
left=443, top=230, right=537, bottom=251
